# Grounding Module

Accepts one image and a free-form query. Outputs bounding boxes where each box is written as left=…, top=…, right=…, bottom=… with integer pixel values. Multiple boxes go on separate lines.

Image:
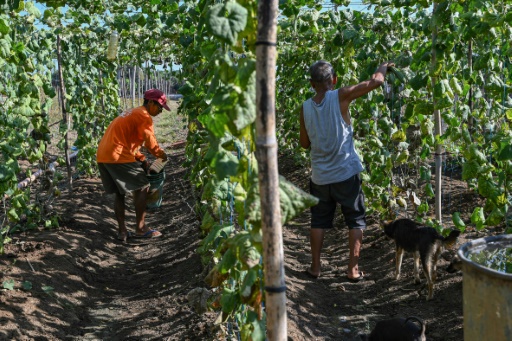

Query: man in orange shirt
left=97, top=89, right=169, bottom=241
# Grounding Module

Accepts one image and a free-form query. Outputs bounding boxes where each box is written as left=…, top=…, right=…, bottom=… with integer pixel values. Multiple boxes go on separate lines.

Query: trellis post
left=255, top=0, right=287, bottom=340
left=56, top=34, right=73, bottom=193
left=432, top=2, right=443, bottom=222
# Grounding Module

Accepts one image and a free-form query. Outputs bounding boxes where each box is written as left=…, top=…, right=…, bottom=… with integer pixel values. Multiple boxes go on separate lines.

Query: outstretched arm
left=337, top=62, right=393, bottom=124
left=338, top=62, right=393, bottom=105
left=299, top=107, right=311, bottom=149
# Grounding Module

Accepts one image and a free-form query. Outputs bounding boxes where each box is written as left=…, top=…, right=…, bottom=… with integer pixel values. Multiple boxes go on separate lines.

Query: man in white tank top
left=300, top=60, right=393, bottom=281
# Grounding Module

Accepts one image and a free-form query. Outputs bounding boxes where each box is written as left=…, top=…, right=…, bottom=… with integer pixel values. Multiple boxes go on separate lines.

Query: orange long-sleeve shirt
left=96, top=106, right=165, bottom=163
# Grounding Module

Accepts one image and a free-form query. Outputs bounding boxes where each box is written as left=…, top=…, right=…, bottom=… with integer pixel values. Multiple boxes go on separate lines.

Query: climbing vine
left=0, top=0, right=512, bottom=339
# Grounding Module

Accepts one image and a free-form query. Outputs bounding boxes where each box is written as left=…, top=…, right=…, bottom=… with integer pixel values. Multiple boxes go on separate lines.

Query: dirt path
left=1, top=146, right=486, bottom=340
left=0, top=150, right=217, bottom=340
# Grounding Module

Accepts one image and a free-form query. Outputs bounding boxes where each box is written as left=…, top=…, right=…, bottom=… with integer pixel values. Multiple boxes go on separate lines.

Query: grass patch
left=153, top=100, right=187, bottom=146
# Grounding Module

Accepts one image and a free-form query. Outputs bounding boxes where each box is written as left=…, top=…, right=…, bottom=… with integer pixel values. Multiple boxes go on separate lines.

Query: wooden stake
left=56, top=34, right=73, bottom=194
left=255, top=0, right=287, bottom=339
left=432, top=2, right=443, bottom=222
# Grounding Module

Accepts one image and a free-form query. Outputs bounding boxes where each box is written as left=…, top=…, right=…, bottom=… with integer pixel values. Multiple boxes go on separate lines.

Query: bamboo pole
left=56, top=34, right=73, bottom=193
left=131, top=65, right=136, bottom=107
left=432, top=3, right=442, bottom=222
left=146, top=61, right=149, bottom=91
left=138, top=66, right=142, bottom=100
left=97, top=70, right=107, bottom=138
left=468, top=40, right=473, bottom=129
left=255, top=0, right=287, bottom=339
left=9, top=151, right=79, bottom=197
left=119, top=65, right=125, bottom=110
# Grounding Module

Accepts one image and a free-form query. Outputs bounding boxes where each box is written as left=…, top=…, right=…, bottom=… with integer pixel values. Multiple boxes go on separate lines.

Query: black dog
left=383, top=218, right=460, bottom=300
left=359, top=316, right=426, bottom=341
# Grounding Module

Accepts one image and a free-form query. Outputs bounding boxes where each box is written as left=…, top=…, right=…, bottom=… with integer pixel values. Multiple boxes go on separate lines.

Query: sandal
left=117, top=231, right=133, bottom=241
left=346, top=271, right=365, bottom=283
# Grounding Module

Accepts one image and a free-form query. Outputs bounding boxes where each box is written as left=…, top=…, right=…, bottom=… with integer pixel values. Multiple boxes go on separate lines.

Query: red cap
left=144, top=89, right=171, bottom=111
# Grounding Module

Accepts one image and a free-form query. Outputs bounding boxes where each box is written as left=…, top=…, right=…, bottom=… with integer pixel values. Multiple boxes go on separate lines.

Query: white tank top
left=303, top=90, right=363, bottom=185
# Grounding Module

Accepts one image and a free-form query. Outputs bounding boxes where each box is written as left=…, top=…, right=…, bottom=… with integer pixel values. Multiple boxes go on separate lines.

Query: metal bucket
left=458, top=234, right=512, bottom=341
left=146, top=170, right=165, bottom=209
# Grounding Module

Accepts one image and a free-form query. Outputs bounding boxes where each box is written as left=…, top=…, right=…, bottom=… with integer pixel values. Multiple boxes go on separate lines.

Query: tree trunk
left=56, top=35, right=73, bottom=194
left=255, top=0, right=287, bottom=339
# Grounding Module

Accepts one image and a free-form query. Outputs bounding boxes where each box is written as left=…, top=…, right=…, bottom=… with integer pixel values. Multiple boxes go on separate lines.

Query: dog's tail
left=404, top=316, right=426, bottom=339
left=442, top=230, right=461, bottom=248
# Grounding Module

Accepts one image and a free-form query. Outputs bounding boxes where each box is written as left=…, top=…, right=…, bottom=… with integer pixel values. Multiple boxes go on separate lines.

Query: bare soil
left=1, top=143, right=506, bottom=340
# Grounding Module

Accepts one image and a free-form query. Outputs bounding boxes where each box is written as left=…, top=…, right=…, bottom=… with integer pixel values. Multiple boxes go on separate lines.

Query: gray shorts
left=310, top=173, right=366, bottom=230
left=98, top=162, right=149, bottom=195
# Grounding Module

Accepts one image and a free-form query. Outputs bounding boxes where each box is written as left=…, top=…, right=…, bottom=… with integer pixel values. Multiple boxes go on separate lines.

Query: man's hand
left=140, top=160, right=150, bottom=172
left=161, top=153, right=168, bottom=162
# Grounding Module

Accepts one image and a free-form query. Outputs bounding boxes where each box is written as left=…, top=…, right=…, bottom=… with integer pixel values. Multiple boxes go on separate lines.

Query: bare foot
left=306, top=268, right=320, bottom=279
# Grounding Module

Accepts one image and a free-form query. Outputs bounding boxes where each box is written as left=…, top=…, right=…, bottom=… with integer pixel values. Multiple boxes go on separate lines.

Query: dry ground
left=0, top=108, right=506, bottom=340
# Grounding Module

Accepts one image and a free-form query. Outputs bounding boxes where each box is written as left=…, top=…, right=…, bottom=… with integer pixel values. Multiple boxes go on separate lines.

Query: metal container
left=458, top=234, right=512, bottom=341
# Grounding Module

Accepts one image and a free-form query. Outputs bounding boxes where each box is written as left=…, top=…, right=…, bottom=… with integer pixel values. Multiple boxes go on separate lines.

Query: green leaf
left=471, top=207, right=486, bottom=230
left=197, top=223, right=234, bottom=255
left=2, top=279, right=15, bottom=290
left=207, top=2, right=248, bottom=45
left=230, top=232, right=261, bottom=268
left=220, top=287, right=238, bottom=313
left=228, top=92, right=256, bottom=133
left=203, top=139, right=240, bottom=180
left=241, top=268, right=258, bottom=297
left=462, top=160, right=479, bottom=180
left=13, top=104, right=35, bottom=117
left=414, top=101, right=434, bottom=116
left=409, top=72, right=428, bottom=90
left=246, top=310, right=266, bottom=341
left=420, top=166, right=431, bottom=181
left=497, top=139, right=512, bottom=161
left=25, top=2, right=42, bottom=17
left=0, top=18, right=10, bottom=35
left=425, top=183, right=435, bottom=198
left=22, top=281, right=33, bottom=290
left=452, top=212, right=466, bottom=231
left=418, top=202, right=429, bottom=214
left=42, top=285, right=54, bottom=293
left=134, top=14, right=146, bottom=27
left=198, top=111, right=231, bottom=138
left=486, top=206, right=505, bottom=226
left=218, top=249, right=237, bottom=274
left=246, top=175, right=319, bottom=228
left=0, top=38, right=11, bottom=58
left=179, top=34, right=193, bottom=48
left=7, top=208, right=19, bottom=222
left=0, top=164, right=16, bottom=182
left=13, top=0, right=24, bottom=12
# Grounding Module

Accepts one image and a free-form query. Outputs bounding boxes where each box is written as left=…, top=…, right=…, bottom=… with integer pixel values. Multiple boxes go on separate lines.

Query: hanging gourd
left=106, top=30, right=119, bottom=61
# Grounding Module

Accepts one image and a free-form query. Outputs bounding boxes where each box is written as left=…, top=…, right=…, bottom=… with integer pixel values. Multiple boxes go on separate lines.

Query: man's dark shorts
left=310, top=173, right=366, bottom=230
left=98, top=162, right=149, bottom=195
